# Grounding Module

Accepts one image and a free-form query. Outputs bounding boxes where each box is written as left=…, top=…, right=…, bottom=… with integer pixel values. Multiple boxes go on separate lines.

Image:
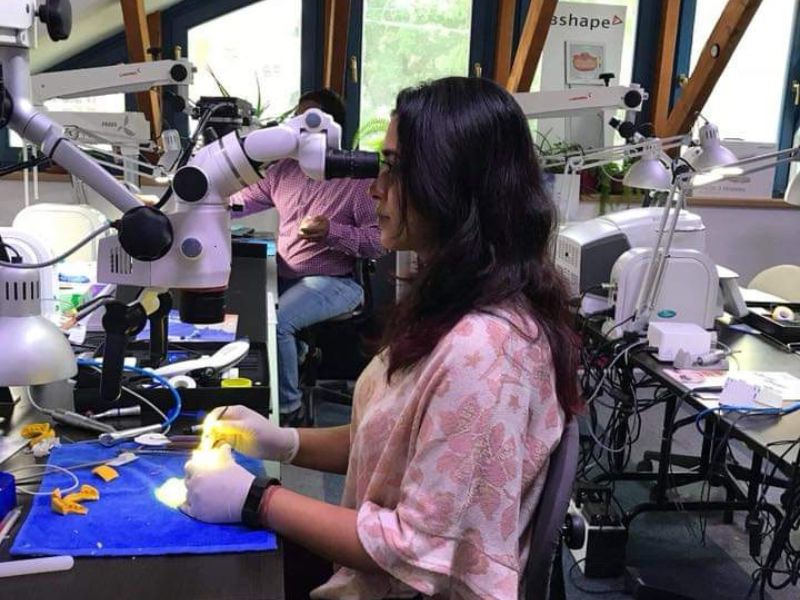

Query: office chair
left=748, top=264, right=800, bottom=302
left=524, top=417, right=583, bottom=600
left=298, top=258, right=376, bottom=424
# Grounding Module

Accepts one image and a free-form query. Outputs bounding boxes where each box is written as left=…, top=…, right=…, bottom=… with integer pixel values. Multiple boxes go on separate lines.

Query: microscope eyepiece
left=324, top=150, right=380, bottom=180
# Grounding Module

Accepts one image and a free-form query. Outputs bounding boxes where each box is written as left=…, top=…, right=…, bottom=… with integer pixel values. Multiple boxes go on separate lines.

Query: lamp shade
left=786, top=171, right=800, bottom=206
left=624, top=158, right=672, bottom=191
left=0, top=265, right=76, bottom=386
left=686, top=122, right=737, bottom=170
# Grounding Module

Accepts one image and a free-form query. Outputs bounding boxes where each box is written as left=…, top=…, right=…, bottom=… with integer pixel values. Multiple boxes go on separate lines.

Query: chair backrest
left=326, top=257, right=376, bottom=323
left=350, top=258, right=376, bottom=321
left=524, top=417, right=580, bottom=600
left=748, top=264, right=800, bottom=302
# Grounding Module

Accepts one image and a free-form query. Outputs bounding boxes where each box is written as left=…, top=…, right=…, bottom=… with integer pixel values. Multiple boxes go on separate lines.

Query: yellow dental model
left=51, top=485, right=100, bottom=516
left=21, top=423, right=55, bottom=446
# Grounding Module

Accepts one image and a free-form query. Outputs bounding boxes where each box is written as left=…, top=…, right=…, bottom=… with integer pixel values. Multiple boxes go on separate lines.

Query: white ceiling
left=30, top=0, right=184, bottom=73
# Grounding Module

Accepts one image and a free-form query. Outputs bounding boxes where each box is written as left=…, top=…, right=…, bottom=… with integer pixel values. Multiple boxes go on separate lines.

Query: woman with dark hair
left=183, top=76, right=581, bottom=599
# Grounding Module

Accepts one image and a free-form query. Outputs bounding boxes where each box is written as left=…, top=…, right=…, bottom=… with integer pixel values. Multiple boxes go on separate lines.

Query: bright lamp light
left=0, top=265, right=76, bottom=386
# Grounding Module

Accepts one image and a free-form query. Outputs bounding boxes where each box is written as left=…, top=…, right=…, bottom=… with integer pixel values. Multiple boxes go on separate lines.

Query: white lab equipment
left=513, top=85, right=647, bottom=120
left=607, top=246, right=721, bottom=335
left=647, top=322, right=714, bottom=362
left=627, top=145, right=800, bottom=334
left=554, top=207, right=706, bottom=298
left=0, top=227, right=58, bottom=320
left=30, top=58, right=195, bottom=189
left=0, top=0, right=376, bottom=433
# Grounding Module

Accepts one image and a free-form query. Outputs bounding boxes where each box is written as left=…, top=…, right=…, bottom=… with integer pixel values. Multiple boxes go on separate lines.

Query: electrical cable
left=154, top=102, right=229, bottom=209
left=121, top=384, right=171, bottom=435
left=0, top=222, right=112, bottom=269
left=77, top=358, right=182, bottom=426
left=567, top=557, right=627, bottom=595
left=83, top=364, right=170, bottom=432
left=8, top=464, right=80, bottom=496
left=0, top=154, right=51, bottom=178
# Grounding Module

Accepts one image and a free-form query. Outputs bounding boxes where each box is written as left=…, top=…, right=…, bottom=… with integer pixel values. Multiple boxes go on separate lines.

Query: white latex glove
left=181, top=445, right=254, bottom=523
left=205, top=405, right=299, bottom=463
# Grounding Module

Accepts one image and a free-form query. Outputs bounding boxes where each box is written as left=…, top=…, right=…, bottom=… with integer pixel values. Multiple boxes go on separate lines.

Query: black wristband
left=241, top=477, right=280, bottom=528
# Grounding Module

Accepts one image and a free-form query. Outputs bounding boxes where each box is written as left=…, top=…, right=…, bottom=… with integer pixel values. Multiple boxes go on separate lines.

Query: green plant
left=532, top=128, right=584, bottom=174
left=351, top=117, right=390, bottom=151
left=595, top=159, right=640, bottom=215
left=206, top=66, right=294, bottom=125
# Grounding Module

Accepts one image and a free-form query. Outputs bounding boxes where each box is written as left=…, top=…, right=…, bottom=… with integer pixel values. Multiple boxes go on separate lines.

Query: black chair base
left=625, top=567, right=696, bottom=600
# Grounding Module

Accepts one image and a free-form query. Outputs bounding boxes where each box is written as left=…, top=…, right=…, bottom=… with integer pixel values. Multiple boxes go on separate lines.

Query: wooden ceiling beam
left=323, top=0, right=351, bottom=96
left=120, top=0, right=162, bottom=141
left=663, top=0, right=762, bottom=137
left=506, top=0, right=558, bottom=92
left=651, top=0, right=681, bottom=136
left=493, top=0, right=516, bottom=85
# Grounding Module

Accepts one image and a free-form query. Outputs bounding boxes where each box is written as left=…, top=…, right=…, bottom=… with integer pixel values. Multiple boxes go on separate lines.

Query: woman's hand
left=180, top=445, right=254, bottom=523
left=204, top=405, right=299, bottom=462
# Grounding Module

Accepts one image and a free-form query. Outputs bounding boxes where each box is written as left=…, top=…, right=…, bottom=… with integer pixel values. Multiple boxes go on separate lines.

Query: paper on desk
left=663, top=368, right=800, bottom=404
left=662, top=368, right=727, bottom=392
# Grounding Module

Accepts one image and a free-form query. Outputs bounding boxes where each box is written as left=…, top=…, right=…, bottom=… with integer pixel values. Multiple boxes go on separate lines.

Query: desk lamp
left=557, top=134, right=690, bottom=190
left=0, top=260, right=76, bottom=387
left=632, top=145, right=800, bottom=332
left=683, top=119, right=738, bottom=170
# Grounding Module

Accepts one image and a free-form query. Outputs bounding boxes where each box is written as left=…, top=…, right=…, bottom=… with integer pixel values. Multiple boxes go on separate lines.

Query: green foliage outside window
left=359, top=0, right=472, bottom=141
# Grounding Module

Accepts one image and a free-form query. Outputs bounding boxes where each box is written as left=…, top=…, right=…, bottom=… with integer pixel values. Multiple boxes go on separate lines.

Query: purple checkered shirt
left=230, top=159, right=384, bottom=279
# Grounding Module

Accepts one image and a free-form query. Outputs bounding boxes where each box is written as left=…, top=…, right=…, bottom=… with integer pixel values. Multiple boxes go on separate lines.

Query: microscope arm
left=1, top=46, right=173, bottom=261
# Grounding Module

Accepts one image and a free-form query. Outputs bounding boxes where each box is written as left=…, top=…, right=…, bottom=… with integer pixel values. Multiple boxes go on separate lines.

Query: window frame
left=672, top=0, right=800, bottom=197
left=342, top=0, right=499, bottom=149
left=163, top=0, right=321, bottom=137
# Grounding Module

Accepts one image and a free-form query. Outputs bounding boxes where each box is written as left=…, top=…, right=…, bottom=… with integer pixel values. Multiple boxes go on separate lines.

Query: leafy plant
left=206, top=66, right=291, bottom=124
left=352, top=116, right=390, bottom=151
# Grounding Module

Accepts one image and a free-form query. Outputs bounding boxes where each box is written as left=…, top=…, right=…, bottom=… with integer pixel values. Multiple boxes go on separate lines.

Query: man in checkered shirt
left=230, top=89, right=384, bottom=425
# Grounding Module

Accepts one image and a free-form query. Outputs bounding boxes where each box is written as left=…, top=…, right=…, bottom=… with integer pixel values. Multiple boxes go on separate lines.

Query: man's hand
left=298, top=216, right=330, bottom=241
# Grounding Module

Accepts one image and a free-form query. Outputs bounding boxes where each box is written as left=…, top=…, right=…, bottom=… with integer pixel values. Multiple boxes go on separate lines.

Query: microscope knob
left=624, top=90, right=643, bottom=109
left=117, top=206, right=174, bottom=261
left=170, top=64, right=190, bottom=83
left=38, top=0, right=73, bottom=42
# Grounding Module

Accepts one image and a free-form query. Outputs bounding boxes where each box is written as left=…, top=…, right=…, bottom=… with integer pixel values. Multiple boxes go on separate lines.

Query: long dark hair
left=381, top=76, right=581, bottom=417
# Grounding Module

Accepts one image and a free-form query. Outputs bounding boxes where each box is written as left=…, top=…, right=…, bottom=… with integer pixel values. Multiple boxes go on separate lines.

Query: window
left=688, top=0, right=796, bottom=144
left=358, top=0, right=473, bottom=134
left=188, top=0, right=303, bottom=125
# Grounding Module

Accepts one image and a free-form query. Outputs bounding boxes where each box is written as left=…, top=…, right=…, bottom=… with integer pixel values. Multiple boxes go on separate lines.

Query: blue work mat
left=11, top=442, right=277, bottom=557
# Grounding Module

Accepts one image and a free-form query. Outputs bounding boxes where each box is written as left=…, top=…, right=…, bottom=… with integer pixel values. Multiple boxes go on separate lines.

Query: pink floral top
left=311, top=309, right=566, bottom=599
